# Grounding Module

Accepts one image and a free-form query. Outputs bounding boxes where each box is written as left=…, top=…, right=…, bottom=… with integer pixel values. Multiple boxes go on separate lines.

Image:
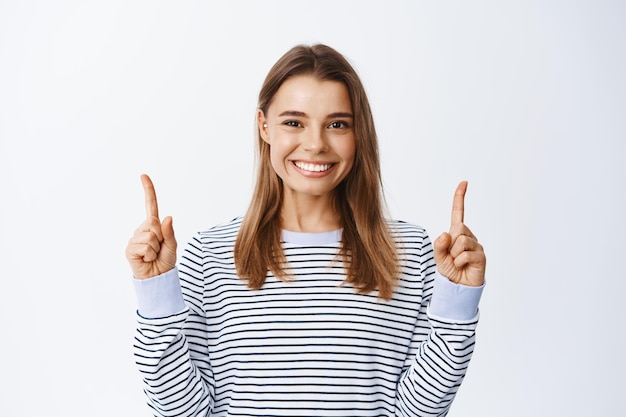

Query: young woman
left=127, top=44, right=486, bottom=417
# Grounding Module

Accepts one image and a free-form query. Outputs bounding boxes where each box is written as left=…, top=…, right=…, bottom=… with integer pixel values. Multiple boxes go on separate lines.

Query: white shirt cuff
left=132, top=267, right=186, bottom=319
left=428, top=271, right=485, bottom=321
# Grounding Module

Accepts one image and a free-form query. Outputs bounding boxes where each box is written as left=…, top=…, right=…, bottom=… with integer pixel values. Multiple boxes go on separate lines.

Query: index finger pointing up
left=451, top=180, right=468, bottom=225
left=141, top=174, right=159, bottom=219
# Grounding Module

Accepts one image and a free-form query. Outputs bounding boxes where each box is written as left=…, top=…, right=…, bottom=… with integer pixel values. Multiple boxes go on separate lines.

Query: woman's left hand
left=433, top=181, right=486, bottom=287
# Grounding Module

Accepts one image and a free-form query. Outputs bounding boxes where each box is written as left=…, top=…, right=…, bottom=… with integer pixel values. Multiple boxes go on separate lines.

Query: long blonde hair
left=234, top=44, right=399, bottom=300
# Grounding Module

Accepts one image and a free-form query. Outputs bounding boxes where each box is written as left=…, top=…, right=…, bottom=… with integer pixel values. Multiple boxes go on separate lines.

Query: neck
left=280, top=192, right=341, bottom=233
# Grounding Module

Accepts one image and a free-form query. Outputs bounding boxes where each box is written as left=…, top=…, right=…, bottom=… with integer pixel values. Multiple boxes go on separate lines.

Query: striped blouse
left=133, top=217, right=483, bottom=416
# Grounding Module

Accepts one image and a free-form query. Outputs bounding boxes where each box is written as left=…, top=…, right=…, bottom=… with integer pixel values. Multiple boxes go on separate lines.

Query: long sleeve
left=394, top=234, right=483, bottom=416
left=133, top=235, right=215, bottom=416
left=131, top=218, right=483, bottom=416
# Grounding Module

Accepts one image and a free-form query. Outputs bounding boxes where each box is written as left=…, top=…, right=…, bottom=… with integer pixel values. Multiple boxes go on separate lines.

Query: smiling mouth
left=293, top=161, right=335, bottom=172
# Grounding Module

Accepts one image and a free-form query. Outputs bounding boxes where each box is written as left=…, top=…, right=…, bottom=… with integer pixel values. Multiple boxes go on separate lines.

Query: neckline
left=281, top=229, right=343, bottom=245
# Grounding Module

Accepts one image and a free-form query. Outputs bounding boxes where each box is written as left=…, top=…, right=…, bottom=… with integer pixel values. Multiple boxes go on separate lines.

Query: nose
left=303, top=127, right=329, bottom=154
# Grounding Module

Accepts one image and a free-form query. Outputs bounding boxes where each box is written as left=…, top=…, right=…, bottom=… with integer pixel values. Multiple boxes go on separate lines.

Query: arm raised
left=433, top=181, right=486, bottom=287
left=125, top=174, right=178, bottom=279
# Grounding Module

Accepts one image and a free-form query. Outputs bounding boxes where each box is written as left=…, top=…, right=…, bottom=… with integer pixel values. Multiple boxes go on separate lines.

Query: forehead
left=268, top=74, right=352, bottom=115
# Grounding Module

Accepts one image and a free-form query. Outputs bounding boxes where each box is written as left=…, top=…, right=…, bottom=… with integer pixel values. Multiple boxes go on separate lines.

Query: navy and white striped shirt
left=133, top=217, right=483, bottom=416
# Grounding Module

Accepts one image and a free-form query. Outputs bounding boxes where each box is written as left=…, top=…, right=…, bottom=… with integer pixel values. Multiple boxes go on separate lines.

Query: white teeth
left=294, top=161, right=333, bottom=172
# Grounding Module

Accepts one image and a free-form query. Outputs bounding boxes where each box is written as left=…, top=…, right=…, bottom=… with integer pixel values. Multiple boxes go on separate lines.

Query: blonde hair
left=234, top=44, right=399, bottom=300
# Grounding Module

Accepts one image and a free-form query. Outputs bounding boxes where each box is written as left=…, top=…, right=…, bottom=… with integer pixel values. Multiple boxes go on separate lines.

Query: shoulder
left=179, top=217, right=241, bottom=286
left=387, top=220, right=436, bottom=285
left=387, top=219, right=430, bottom=243
left=187, top=216, right=242, bottom=252
left=197, top=216, right=242, bottom=238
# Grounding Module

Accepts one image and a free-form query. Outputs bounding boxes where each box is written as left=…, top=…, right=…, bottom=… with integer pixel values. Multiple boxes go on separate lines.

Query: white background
left=1, top=1, right=625, bottom=416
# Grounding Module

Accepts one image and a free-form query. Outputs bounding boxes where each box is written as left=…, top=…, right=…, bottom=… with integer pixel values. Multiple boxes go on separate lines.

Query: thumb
left=433, top=232, right=451, bottom=265
left=161, top=216, right=177, bottom=246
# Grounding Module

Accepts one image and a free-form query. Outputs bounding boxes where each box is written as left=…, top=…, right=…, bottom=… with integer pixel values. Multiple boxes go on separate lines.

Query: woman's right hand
left=125, top=174, right=178, bottom=279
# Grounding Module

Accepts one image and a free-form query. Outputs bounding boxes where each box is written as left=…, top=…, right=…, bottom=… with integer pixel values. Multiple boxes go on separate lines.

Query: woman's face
left=259, top=74, right=356, bottom=203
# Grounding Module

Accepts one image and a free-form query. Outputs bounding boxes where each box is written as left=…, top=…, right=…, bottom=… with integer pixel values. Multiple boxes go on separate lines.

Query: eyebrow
left=277, top=110, right=354, bottom=118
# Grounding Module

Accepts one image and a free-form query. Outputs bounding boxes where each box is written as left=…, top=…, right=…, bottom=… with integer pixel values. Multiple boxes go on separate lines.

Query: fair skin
left=258, top=74, right=356, bottom=233
left=126, top=77, right=485, bottom=286
left=433, top=180, right=486, bottom=287
left=125, top=174, right=177, bottom=279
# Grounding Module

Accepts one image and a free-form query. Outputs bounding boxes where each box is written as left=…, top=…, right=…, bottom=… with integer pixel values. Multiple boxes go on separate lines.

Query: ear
left=257, top=109, right=270, bottom=143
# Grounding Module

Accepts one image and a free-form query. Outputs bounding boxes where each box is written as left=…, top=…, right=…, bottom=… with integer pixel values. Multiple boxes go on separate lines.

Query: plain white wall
left=1, top=1, right=624, bottom=416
